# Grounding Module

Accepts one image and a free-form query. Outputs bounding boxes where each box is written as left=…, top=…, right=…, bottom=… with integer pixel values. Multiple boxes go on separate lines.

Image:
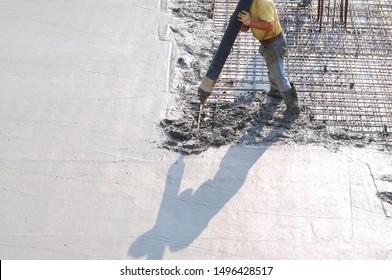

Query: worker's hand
left=240, top=24, right=250, bottom=32
left=238, top=11, right=251, bottom=26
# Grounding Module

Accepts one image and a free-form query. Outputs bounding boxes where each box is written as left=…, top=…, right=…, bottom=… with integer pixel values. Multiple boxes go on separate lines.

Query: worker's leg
left=267, top=72, right=282, bottom=98
left=260, top=37, right=300, bottom=114
left=259, top=37, right=291, bottom=93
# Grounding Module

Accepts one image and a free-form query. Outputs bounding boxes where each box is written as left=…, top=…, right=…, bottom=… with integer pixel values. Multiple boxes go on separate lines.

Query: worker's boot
left=267, top=87, right=282, bottom=98
left=298, top=0, right=312, bottom=7
left=267, top=89, right=283, bottom=99
left=281, top=85, right=300, bottom=114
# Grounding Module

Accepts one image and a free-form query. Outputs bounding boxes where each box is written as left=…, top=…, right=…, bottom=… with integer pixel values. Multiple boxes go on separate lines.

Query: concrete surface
left=0, top=0, right=391, bottom=260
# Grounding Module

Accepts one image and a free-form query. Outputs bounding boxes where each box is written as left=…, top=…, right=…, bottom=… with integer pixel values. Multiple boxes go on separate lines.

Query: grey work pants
left=259, top=35, right=292, bottom=93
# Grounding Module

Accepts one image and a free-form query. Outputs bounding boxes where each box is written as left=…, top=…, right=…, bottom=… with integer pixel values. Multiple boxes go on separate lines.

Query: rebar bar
left=317, top=0, right=349, bottom=29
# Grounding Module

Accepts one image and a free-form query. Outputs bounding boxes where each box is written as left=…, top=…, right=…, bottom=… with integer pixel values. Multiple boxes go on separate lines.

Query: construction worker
left=238, top=0, right=300, bottom=114
left=298, top=0, right=312, bottom=7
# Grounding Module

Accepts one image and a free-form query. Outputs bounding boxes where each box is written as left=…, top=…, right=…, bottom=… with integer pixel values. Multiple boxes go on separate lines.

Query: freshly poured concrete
left=0, top=0, right=391, bottom=259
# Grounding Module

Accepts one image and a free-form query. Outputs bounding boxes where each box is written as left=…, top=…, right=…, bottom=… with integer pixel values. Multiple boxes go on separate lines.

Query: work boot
left=267, top=88, right=282, bottom=99
left=298, top=0, right=312, bottom=7
left=281, top=85, right=300, bottom=114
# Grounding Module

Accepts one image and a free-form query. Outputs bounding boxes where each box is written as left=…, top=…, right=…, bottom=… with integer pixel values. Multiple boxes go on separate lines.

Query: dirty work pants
left=259, top=35, right=291, bottom=93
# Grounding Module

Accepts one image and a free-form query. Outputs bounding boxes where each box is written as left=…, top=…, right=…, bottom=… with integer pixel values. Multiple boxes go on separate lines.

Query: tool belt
left=260, top=32, right=283, bottom=45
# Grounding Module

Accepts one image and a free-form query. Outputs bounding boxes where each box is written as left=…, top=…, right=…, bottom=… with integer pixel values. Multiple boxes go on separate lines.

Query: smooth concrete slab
left=1, top=1, right=392, bottom=260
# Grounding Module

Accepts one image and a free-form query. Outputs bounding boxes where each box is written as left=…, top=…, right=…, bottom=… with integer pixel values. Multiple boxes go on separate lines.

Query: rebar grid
left=212, top=0, right=392, bottom=142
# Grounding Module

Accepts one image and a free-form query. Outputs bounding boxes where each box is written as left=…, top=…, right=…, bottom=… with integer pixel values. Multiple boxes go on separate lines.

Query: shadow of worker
left=129, top=100, right=297, bottom=260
